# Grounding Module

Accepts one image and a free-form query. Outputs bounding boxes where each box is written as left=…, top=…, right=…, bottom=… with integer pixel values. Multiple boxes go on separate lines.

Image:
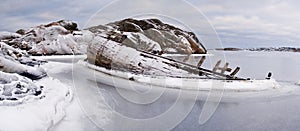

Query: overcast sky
left=1, top=0, right=299, bottom=48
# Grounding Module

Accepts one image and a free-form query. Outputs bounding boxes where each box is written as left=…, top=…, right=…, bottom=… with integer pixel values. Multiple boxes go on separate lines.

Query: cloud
left=212, top=15, right=297, bottom=39
left=0, top=0, right=300, bottom=47
left=188, top=0, right=300, bottom=47
left=0, top=0, right=112, bottom=31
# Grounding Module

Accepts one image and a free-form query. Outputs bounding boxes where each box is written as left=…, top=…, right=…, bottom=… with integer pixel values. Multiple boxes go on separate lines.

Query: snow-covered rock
left=0, top=71, right=43, bottom=105
left=0, top=18, right=205, bottom=56
left=87, top=18, right=207, bottom=54
left=0, top=20, right=91, bottom=55
left=0, top=42, right=46, bottom=80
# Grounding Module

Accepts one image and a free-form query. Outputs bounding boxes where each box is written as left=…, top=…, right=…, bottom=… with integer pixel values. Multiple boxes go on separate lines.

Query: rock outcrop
left=0, top=20, right=89, bottom=56
left=0, top=42, right=46, bottom=80
left=87, top=18, right=206, bottom=55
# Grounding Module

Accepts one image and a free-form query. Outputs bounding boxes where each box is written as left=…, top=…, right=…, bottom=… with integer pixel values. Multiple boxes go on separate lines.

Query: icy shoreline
left=0, top=77, right=72, bottom=131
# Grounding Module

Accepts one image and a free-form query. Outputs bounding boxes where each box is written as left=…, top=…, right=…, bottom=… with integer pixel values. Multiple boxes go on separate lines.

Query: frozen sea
left=47, top=51, right=300, bottom=131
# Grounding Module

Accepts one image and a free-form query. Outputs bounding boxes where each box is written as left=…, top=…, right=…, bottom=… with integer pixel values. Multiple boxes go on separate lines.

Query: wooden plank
left=220, top=62, right=229, bottom=74
left=197, top=56, right=206, bottom=67
left=138, top=50, right=246, bottom=80
left=213, top=60, right=221, bottom=72
left=230, top=67, right=240, bottom=77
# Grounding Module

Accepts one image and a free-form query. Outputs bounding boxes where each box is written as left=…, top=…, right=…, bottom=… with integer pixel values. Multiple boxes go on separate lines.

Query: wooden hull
left=80, top=61, right=280, bottom=92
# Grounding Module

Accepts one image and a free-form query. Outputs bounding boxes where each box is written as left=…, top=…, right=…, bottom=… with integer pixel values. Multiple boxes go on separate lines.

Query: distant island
left=216, top=47, right=300, bottom=52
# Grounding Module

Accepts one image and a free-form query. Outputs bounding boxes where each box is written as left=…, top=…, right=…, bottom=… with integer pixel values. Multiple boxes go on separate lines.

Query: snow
left=0, top=42, right=27, bottom=55
left=30, top=34, right=79, bottom=55
left=0, top=56, right=45, bottom=76
left=39, top=60, right=110, bottom=131
left=0, top=77, right=72, bottom=131
left=123, top=32, right=162, bottom=51
left=0, top=31, right=21, bottom=39
left=0, top=42, right=47, bottom=80
left=73, top=30, right=95, bottom=54
left=0, top=71, right=43, bottom=105
left=0, top=21, right=93, bottom=56
left=179, top=35, right=193, bottom=51
left=27, top=28, right=86, bottom=55
left=0, top=42, right=73, bottom=130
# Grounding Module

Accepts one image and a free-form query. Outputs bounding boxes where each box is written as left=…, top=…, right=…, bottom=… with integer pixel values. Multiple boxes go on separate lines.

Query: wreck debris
left=87, top=36, right=244, bottom=80
left=212, top=60, right=234, bottom=75
left=139, top=50, right=244, bottom=80
left=196, top=56, right=206, bottom=67
left=213, top=60, right=221, bottom=72
left=230, top=67, right=240, bottom=77
left=266, top=72, right=272, bottom=80
left=86, top=18, right=250, bottom=81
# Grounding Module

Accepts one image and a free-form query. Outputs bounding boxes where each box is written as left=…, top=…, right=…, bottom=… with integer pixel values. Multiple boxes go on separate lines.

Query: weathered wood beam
left=139, top=50, right=246, bottom=80
left=197, top=56, right=206, bottom=67
left=213, top=60, right=221, bottom=72
left=230, top=67, right=240, bottom=77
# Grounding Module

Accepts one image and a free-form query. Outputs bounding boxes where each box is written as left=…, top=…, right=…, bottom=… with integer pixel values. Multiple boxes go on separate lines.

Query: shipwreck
left=82, top=18, right=279, bottom=91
